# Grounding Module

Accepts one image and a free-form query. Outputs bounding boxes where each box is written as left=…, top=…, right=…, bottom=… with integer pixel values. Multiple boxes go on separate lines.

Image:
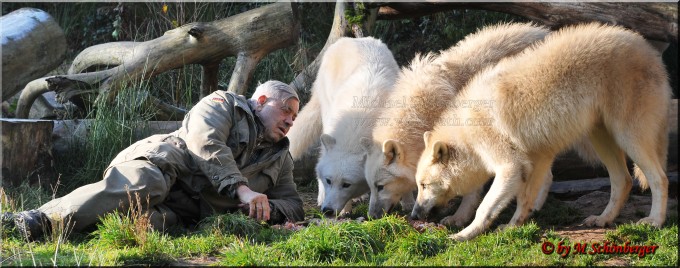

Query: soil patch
left=553, top=190, right=678, bottom=243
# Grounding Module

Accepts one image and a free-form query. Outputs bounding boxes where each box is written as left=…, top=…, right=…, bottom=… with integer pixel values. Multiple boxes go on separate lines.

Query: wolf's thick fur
left=286, top=37, right=399, bottom=215
left=360, top=23, right=550, bottom=220
left=413, top=23, right=671, bottom=241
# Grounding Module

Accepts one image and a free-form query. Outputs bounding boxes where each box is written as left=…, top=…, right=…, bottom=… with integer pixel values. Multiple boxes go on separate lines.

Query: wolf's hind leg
left=583, top=127, right=632, bottom=227
left=533, top=171, right=553, bottom=211
left=616, top=134, right=668, bottom=227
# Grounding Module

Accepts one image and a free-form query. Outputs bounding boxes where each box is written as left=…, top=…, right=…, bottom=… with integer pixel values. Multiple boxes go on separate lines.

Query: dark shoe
left=1, top=212, right=16, bottom=230
left=15, top=210, right=51, bottom=241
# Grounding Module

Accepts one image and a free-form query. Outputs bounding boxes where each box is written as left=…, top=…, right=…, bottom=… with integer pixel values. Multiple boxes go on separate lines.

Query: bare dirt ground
left=555, top=191, right=678, bottom=242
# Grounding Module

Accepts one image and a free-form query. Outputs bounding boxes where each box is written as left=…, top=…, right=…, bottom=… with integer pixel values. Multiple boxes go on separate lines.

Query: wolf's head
left=411, top=131, right=485, bottom=221
left=361, top=137, right=417, bottom=219
left=316, top=134, right=369, bottom=216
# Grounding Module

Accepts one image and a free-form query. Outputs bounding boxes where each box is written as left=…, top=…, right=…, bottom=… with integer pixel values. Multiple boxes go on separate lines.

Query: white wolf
left=286, top=37, right=400, bottom=215
left=412, top=23, right=671, bottom=241
left=360, top=23, right=550, bottom=221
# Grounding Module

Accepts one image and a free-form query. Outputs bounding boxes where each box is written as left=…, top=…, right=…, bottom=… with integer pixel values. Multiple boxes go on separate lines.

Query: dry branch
left=289, top=1, right=351, bottom=94
left=16, top=2, right=299, bottom=119
left=374, top=2, right=677, bottom=44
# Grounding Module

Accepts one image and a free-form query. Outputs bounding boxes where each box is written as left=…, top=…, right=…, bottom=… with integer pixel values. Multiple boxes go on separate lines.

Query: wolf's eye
left=342, top=183, right=351, bottom=188
left=376, top=185, right=384, bottom=191
left=325, top=178, right=331, bottom=185
left=420, top=183, right=426, bottom=189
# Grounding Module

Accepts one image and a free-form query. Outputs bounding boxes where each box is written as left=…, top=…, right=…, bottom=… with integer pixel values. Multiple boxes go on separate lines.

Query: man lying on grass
left=2, top=81, right=304, bottom=241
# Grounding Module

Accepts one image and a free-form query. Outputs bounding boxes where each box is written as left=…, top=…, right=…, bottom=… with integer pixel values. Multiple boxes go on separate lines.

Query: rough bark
left=1, top=8, right=67, bottom=102
left=16, top=2, right=299, bottom=119
left=373, top=2, right=677, bottom=44
left=550, top=172, right=678, bottom=197
left=1, top=119, right=56, bottom=188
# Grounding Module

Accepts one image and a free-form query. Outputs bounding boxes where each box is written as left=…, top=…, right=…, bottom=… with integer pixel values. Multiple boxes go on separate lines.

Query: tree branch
left=373, top=2, right=677, bottom=43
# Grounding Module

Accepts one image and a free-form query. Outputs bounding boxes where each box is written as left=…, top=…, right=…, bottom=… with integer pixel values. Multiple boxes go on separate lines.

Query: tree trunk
left=1, top=119, right=56, bottom=188
left=373, top=2, right=677, bottom=44
left=16, top=2, right=299, bottom=119
left=1, top=8, right=67, bottom=102
left=289, top=1, right=351, bottom=95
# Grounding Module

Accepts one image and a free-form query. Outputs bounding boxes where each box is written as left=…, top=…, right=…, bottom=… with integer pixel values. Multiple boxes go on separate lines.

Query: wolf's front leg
left=339, top=200, right=353, bottom=216
left=441, top=189, right=480, bottom=227
left=450, top=165, right=522, bottom=241
left=507, top=157, right=553, bottom=227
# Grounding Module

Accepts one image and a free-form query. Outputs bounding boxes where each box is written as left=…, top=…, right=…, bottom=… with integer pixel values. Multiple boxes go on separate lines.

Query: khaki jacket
left=110, top=91, right=304, bottom=223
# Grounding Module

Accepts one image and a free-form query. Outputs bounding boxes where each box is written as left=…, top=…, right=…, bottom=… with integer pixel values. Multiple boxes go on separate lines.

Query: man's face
left=255, top=96, right=299, bottom=143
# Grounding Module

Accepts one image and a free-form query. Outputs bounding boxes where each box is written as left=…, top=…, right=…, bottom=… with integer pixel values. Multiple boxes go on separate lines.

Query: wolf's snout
left=321, top=206, right=335, bottom=216
left=410, top=204, right=427, bottom=220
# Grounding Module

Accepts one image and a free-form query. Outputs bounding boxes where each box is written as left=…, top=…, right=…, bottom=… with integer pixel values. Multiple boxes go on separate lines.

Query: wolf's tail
left=287, top=93, right=323, bottom=160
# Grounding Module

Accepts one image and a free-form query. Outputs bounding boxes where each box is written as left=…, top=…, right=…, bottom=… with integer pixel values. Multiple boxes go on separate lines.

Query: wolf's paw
left=338, top=209, right=351, bottom=218
left=637, top=217, right=663, bottom=228
left=448, top=232, right=472, bottom=242
left=497, top=223, right=518, bottom=231
left=584, top=215, right=611, bottom=227
left=440, top=215, right=468, bottom=227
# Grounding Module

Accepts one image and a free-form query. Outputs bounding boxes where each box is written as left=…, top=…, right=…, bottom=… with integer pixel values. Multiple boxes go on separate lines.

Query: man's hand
left=236, top=185, right=270, bottom=221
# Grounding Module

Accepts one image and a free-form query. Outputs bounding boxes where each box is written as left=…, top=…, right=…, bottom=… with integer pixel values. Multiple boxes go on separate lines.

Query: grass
left=2, top=190, right=677, bottom=266
left=1, top=2, right=678, bottom=266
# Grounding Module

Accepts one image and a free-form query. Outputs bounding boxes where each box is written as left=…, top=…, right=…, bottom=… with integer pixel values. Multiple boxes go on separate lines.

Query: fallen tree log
left=373, top=2, right=677, bottom=44
left=16, top=2, right=299, bottom=119
left=550, top=172, right=678, bottom=197
left=1, top=8, right=67, bottom=102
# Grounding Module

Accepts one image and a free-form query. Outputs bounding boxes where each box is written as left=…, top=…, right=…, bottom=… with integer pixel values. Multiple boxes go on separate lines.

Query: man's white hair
left=251, top=80, right=299, bottom=102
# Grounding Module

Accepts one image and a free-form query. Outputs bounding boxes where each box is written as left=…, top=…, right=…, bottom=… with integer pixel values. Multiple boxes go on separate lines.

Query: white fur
left=414, top=23, right=671, bottom=241
left=287, top=37, right=399, bottom=215
left=362, top=22, right=550, bottom=219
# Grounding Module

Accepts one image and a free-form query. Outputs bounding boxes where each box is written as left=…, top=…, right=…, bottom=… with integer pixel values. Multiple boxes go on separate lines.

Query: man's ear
left=257, top=95, right=268, bottom=107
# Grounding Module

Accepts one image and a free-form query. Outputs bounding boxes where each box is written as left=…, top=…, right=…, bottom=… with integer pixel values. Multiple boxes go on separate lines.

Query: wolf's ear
left=320, top=134, right=336, bottom=152
left=423, top=131, right=433, bottom=146
left=360, top=137, right=373, bottom=153
left=432, top=141, right=449, bottom=163
left=382, top=139, right=403, bottom=165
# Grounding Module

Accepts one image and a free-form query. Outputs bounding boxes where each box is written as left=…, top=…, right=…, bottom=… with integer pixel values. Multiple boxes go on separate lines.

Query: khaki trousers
left=38, top=160, right=199, bottom=232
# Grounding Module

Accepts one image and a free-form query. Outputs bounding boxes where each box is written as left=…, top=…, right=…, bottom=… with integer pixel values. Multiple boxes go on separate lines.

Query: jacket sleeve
left=266, top=153, right=305, bottom=223
left=183, top=93, right=248, bottom=196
